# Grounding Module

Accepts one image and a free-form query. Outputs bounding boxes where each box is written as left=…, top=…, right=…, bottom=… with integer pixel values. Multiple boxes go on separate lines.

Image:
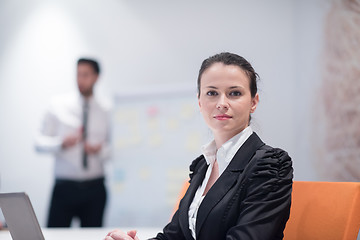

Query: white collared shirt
left=188, top=126, right=253, bottom=239
left=35, top=93, right=111, bottom=181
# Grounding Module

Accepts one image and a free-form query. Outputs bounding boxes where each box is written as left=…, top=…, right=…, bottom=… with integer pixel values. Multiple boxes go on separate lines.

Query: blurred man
left=35, top=58, right=111, bottom=227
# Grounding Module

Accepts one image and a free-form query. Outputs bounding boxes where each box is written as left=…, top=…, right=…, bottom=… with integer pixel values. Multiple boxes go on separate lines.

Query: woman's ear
left=250, top=93, right=259, bottom=113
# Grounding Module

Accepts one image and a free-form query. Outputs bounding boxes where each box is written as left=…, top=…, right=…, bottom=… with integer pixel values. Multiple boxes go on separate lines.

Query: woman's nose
left=216, top=95, right=229, bottom=110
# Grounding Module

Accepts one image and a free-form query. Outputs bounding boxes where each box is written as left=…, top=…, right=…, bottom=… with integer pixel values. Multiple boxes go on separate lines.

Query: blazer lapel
left=195, top=132, right=265, bottom=237
left=178, top=158, right=208, bottom=240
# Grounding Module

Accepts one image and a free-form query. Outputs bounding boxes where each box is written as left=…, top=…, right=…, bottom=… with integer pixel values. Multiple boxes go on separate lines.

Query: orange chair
left=284, top=181, right=360, bottom=240
left=172, top=181, right=190, bottom=216
left=173, top=181, right=360, bottom=239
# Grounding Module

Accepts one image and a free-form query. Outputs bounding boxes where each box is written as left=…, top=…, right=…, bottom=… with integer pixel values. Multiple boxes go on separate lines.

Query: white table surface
left=0, top=227, right=160, bottom=240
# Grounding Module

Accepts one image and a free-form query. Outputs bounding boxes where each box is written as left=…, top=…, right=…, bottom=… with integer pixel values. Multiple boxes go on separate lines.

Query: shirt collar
left=78, top=93, right=95, bottom=106
left=201, top=126, right=253, bottom=174
left=201, top=140, right=217, bottom=165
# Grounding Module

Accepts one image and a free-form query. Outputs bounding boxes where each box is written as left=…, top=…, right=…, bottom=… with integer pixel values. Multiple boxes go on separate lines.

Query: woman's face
left=198, top=63, right=259, bottom=140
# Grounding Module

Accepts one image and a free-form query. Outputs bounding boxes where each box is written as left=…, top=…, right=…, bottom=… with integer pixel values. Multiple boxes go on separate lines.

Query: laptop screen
left=0, top=192, right=44, bottom=240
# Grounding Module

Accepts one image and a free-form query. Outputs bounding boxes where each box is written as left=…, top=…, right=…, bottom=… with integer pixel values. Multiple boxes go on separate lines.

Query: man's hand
left=85, top=142, right=102, bottom=154
left=61, top=133, right=81, bottom=149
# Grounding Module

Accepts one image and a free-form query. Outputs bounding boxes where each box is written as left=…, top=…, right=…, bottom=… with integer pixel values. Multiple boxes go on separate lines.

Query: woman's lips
left=214, top=114, right=232, bottom=120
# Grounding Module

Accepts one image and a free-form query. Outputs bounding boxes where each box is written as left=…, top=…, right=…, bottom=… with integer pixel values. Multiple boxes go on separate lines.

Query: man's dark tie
left=82, top=100, right=89, bottom=169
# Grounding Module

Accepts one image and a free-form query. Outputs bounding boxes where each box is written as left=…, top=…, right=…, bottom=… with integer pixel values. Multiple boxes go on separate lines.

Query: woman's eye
left=206, top=91, right=218, bottom=96
left=229, top=91, right=242, bottom=96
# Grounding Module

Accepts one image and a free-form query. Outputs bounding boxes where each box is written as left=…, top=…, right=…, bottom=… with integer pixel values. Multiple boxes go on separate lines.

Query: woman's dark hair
left=197, top=52, right=258, bottom=97
left=78, top=58, right=100, bottom=74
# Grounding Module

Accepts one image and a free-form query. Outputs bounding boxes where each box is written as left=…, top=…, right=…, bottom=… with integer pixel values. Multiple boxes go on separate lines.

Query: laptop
left=0, top=192, right=45, bottom=240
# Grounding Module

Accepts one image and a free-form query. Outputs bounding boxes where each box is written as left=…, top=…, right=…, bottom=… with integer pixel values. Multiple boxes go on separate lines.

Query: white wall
left=0, top=0, right=329, bottom=227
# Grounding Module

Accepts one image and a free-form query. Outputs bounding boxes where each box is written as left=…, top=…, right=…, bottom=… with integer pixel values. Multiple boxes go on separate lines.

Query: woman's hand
left=104, top=229, right=140, bottom=240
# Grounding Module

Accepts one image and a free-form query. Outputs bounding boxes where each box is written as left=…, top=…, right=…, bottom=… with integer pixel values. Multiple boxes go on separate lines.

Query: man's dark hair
left=77, top=58, right=100, bottom=74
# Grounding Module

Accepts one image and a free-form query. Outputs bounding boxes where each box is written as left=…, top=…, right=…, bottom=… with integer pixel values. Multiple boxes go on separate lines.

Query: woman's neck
left=214, top=133, right=236, bottom=149
left=213, top=127, right=248, bottom=149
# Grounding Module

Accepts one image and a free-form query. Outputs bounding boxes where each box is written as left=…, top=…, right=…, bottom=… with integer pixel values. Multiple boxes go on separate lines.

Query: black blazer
left=154, top=132, right=293, bottom=240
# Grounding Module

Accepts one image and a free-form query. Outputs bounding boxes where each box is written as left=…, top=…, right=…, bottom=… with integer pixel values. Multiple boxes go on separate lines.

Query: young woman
left=105, top=52, right=293, bottom=240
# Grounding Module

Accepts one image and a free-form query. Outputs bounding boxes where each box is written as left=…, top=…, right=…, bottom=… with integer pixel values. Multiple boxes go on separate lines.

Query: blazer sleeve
left=226, top=147, right=293, bottom=240
left=152, top=156, right=204, bottom=240
left=153, top=209, right=186, bottom=240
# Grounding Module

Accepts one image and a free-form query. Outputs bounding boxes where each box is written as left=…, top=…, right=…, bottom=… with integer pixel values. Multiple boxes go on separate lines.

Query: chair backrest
left=172, top=181, right=190, bottom=216
left=284, top=181, right=360, bottom=240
